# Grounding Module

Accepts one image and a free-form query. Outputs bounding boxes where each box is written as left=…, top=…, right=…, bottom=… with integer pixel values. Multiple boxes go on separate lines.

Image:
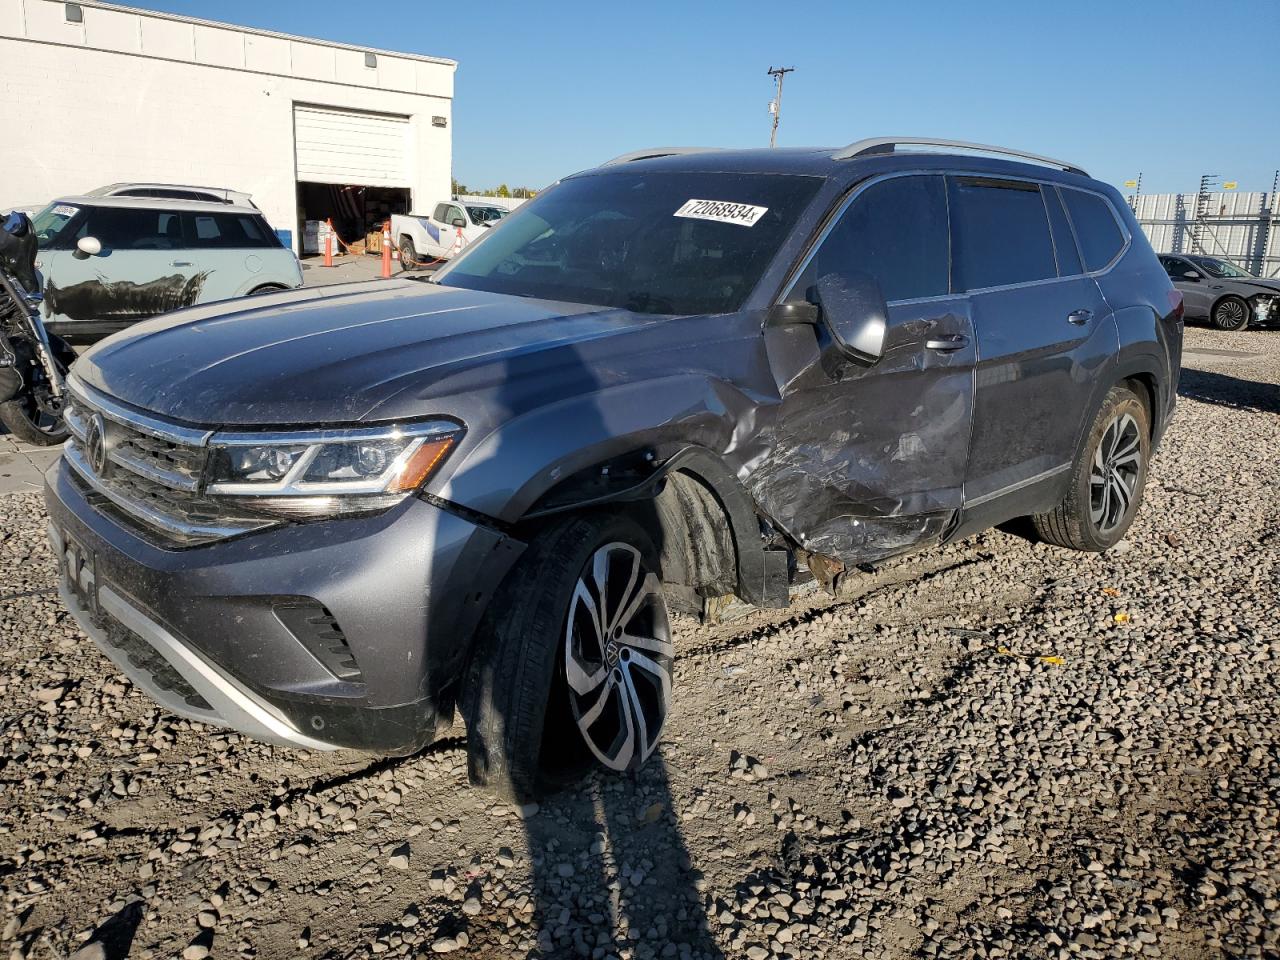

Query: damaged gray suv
left=46, top=138, right=1183, bottom=797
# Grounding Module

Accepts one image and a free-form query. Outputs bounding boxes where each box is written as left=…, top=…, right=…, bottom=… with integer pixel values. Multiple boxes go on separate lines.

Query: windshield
left=1191, top=256, right=1253, bottom=279
left=466, top=205, right=506, bottom=224
left=31, top=202, right=80, bottom=249
left=435, top=171, right=823, bottom=314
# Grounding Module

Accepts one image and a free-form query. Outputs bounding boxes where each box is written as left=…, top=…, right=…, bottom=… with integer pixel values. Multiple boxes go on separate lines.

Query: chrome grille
left=63, top=380, right=273, bottom=546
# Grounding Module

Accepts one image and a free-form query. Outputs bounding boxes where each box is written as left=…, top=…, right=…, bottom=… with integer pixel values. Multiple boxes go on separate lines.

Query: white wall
left=0, top=0, right=456, bottom=251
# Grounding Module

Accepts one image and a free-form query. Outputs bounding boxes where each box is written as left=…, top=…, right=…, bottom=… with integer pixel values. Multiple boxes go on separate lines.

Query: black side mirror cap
left=813, top=272, right=888, bottom=364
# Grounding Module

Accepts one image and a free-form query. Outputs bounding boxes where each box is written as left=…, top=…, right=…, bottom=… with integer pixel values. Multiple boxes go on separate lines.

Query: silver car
left=30, top=196, right=302, bottom=343
left=1158, top=253, right=1280, bottom=331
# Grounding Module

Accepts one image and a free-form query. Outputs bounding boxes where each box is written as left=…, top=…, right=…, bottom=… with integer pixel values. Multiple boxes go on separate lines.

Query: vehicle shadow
left=518, top=758, right=721, bottom=957
left=456, top=325, right=722, bottom=957
left=1178, top=366, right=1280, bottom=415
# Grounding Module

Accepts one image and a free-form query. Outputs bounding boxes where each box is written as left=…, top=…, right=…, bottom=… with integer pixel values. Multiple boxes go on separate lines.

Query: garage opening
left=295, top=183, right=410, bottom=256
left=293, top=104, right=413, bottom=257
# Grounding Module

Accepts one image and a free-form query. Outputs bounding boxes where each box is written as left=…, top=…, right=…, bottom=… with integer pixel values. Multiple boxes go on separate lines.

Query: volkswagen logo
left=85, top=413, right=110, bottom=477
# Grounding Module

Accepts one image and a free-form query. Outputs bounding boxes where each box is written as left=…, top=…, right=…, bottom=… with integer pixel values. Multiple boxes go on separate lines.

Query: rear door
left=952, top=176, right=1115, bottom=507
left=180, top=210, right=284, bottom=300
left=40, top=205, right=197, bottom=339
left=759, top=173, right=975, bottom=564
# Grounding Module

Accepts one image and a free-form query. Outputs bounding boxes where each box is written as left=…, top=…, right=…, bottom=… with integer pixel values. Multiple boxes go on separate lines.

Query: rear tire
left=1032, top=385, right=1149, bottom=552
left=399, top=236, right=418, bottom=271
left=1212, top=295, right=1250, bottom=331
left=461, top=511, right=673, bottom=799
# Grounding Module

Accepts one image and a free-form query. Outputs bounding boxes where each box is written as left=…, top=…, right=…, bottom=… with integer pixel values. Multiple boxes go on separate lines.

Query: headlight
left=206, top=420, right=461, bottom=518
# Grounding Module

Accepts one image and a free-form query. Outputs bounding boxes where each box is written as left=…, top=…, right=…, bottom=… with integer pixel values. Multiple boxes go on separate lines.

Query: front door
left=430, top=202, right=469, bottom=258
left=1160, top=255, right=1211, bottom=318
left=40, top=204, right=199, bottom=341
left=950, top=176, right=1117, bottom=505
left=755, top=173, right=975, bottom=566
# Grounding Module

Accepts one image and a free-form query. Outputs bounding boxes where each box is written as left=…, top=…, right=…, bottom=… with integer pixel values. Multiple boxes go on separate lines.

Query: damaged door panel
left=745, top=172, right=975, bottom=567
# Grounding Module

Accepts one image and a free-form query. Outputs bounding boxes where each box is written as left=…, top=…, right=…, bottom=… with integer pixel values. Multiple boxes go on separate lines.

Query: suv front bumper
left=45, top=460, right=522, bottom=754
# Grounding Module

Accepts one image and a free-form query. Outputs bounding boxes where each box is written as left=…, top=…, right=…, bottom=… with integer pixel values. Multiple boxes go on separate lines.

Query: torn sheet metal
left=739, top=300, right=976, bottom=565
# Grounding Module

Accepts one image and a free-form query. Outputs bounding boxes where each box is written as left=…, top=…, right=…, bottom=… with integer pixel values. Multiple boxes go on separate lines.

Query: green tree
left=496, top=183, right=511, bottom=198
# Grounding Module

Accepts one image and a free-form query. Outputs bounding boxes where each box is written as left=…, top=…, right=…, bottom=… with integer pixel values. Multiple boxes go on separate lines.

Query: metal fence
left=1131, top=191, right=1280, bottom=278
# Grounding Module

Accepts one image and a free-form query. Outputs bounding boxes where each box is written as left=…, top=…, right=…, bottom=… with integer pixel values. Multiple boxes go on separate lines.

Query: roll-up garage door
left=293, top=105, right=411, bottom=186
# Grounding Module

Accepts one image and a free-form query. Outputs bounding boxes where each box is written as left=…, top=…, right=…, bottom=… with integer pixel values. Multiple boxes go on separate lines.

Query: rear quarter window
left=1061, top=189, right=1125, bottom=271
left=182, top=212, right=280, bottom=249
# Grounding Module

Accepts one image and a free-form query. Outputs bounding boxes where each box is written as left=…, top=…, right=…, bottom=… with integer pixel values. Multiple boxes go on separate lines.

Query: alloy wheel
left=1089, top=412, right=1141, bottom=534
left=1215, top=299, right=1247, bottom=329
left=564, top=542, right=672, bottom=772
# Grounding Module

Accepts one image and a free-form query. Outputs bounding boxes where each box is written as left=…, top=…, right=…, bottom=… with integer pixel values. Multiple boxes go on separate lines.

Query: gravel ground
left=1, top=324, right=1277, bottom=960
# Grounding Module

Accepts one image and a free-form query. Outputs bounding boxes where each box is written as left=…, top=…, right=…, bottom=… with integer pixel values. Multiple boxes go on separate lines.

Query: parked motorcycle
left=0, top=211, right=73, bottom=444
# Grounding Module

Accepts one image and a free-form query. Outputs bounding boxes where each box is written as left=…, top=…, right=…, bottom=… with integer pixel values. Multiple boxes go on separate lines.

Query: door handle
left=171, top=260, right=193, bottom=267
left=925, top=334, right=969, bottom=352
left=1067, top=309, right=1093, bottom=325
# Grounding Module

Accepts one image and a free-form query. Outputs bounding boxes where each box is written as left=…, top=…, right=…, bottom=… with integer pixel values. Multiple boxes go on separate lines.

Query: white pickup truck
left=391, top=200, right=509, bottom=268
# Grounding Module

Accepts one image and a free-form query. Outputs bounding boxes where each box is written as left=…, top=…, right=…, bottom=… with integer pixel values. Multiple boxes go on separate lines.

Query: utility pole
left=767, top=66, right=794, bottom=148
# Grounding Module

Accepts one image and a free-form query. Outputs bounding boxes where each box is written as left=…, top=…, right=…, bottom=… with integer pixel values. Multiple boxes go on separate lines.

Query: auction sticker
left=674, top=198, right=768, bottom=227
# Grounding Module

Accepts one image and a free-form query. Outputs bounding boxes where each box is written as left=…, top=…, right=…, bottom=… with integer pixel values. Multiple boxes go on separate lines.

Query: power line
left=767, top=66, right=794, bottom=148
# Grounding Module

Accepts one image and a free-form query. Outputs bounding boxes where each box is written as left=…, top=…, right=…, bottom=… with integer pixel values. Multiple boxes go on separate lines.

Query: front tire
left=0, top=394, right=69, bottom=445
left=1032, top=385, right=1149, bottom=552
left=1212, top=295, right=1250, bottom=331
left=461, top=511, right=673, bottom=799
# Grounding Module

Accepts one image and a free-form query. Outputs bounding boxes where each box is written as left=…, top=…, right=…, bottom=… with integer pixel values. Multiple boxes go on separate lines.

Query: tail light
left=1166, top=289, right=1184, bottom=322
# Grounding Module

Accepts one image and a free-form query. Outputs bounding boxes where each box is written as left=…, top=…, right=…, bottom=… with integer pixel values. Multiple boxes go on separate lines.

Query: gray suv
left=45, top=138, right=1183, bottom=797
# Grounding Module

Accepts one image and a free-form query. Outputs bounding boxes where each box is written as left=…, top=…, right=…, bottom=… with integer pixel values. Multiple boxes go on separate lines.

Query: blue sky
left=134, top=0, right=1279, bottom=194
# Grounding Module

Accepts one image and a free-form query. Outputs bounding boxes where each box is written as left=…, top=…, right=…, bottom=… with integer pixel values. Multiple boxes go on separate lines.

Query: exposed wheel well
left=516, top=447, right=785, bottom=612
left=646, top=470, right=739, bottom=615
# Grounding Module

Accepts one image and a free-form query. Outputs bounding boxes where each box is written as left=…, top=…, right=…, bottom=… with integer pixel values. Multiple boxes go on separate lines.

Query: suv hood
left=75, top=280, right=674, bottom=426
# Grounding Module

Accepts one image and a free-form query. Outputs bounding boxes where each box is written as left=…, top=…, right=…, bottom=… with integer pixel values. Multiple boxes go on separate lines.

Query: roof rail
left=832, top=137, right=1088, bottom=176
left=601, top=147, right=720, bottom=166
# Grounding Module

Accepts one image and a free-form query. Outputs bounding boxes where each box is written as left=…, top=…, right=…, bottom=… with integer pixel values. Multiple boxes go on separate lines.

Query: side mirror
left=813, top=272, right=888, bottom=364
left=76, top=236, right=102, bottom=257
left=1182, top=270, right=1201, bottom=280
left=451, top=217, right=466, bottom=229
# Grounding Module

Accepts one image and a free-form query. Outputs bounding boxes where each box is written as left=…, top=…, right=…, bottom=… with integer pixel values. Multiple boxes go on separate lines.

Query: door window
left=77, top=207, right=183, bottom=250
left=1160, top=256, right=1189, bottom=279
left=793, top=174, right=949, bottom=303
left=948, top=177, right=1057, bottom=291
left=1060, top=189, right=1125, bottom=271
left=432, top=203, right=451, bottom=222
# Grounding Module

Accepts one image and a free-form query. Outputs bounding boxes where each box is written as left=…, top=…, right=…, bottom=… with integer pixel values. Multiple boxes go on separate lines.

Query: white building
left=0, top=0, right=456, bottom=253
